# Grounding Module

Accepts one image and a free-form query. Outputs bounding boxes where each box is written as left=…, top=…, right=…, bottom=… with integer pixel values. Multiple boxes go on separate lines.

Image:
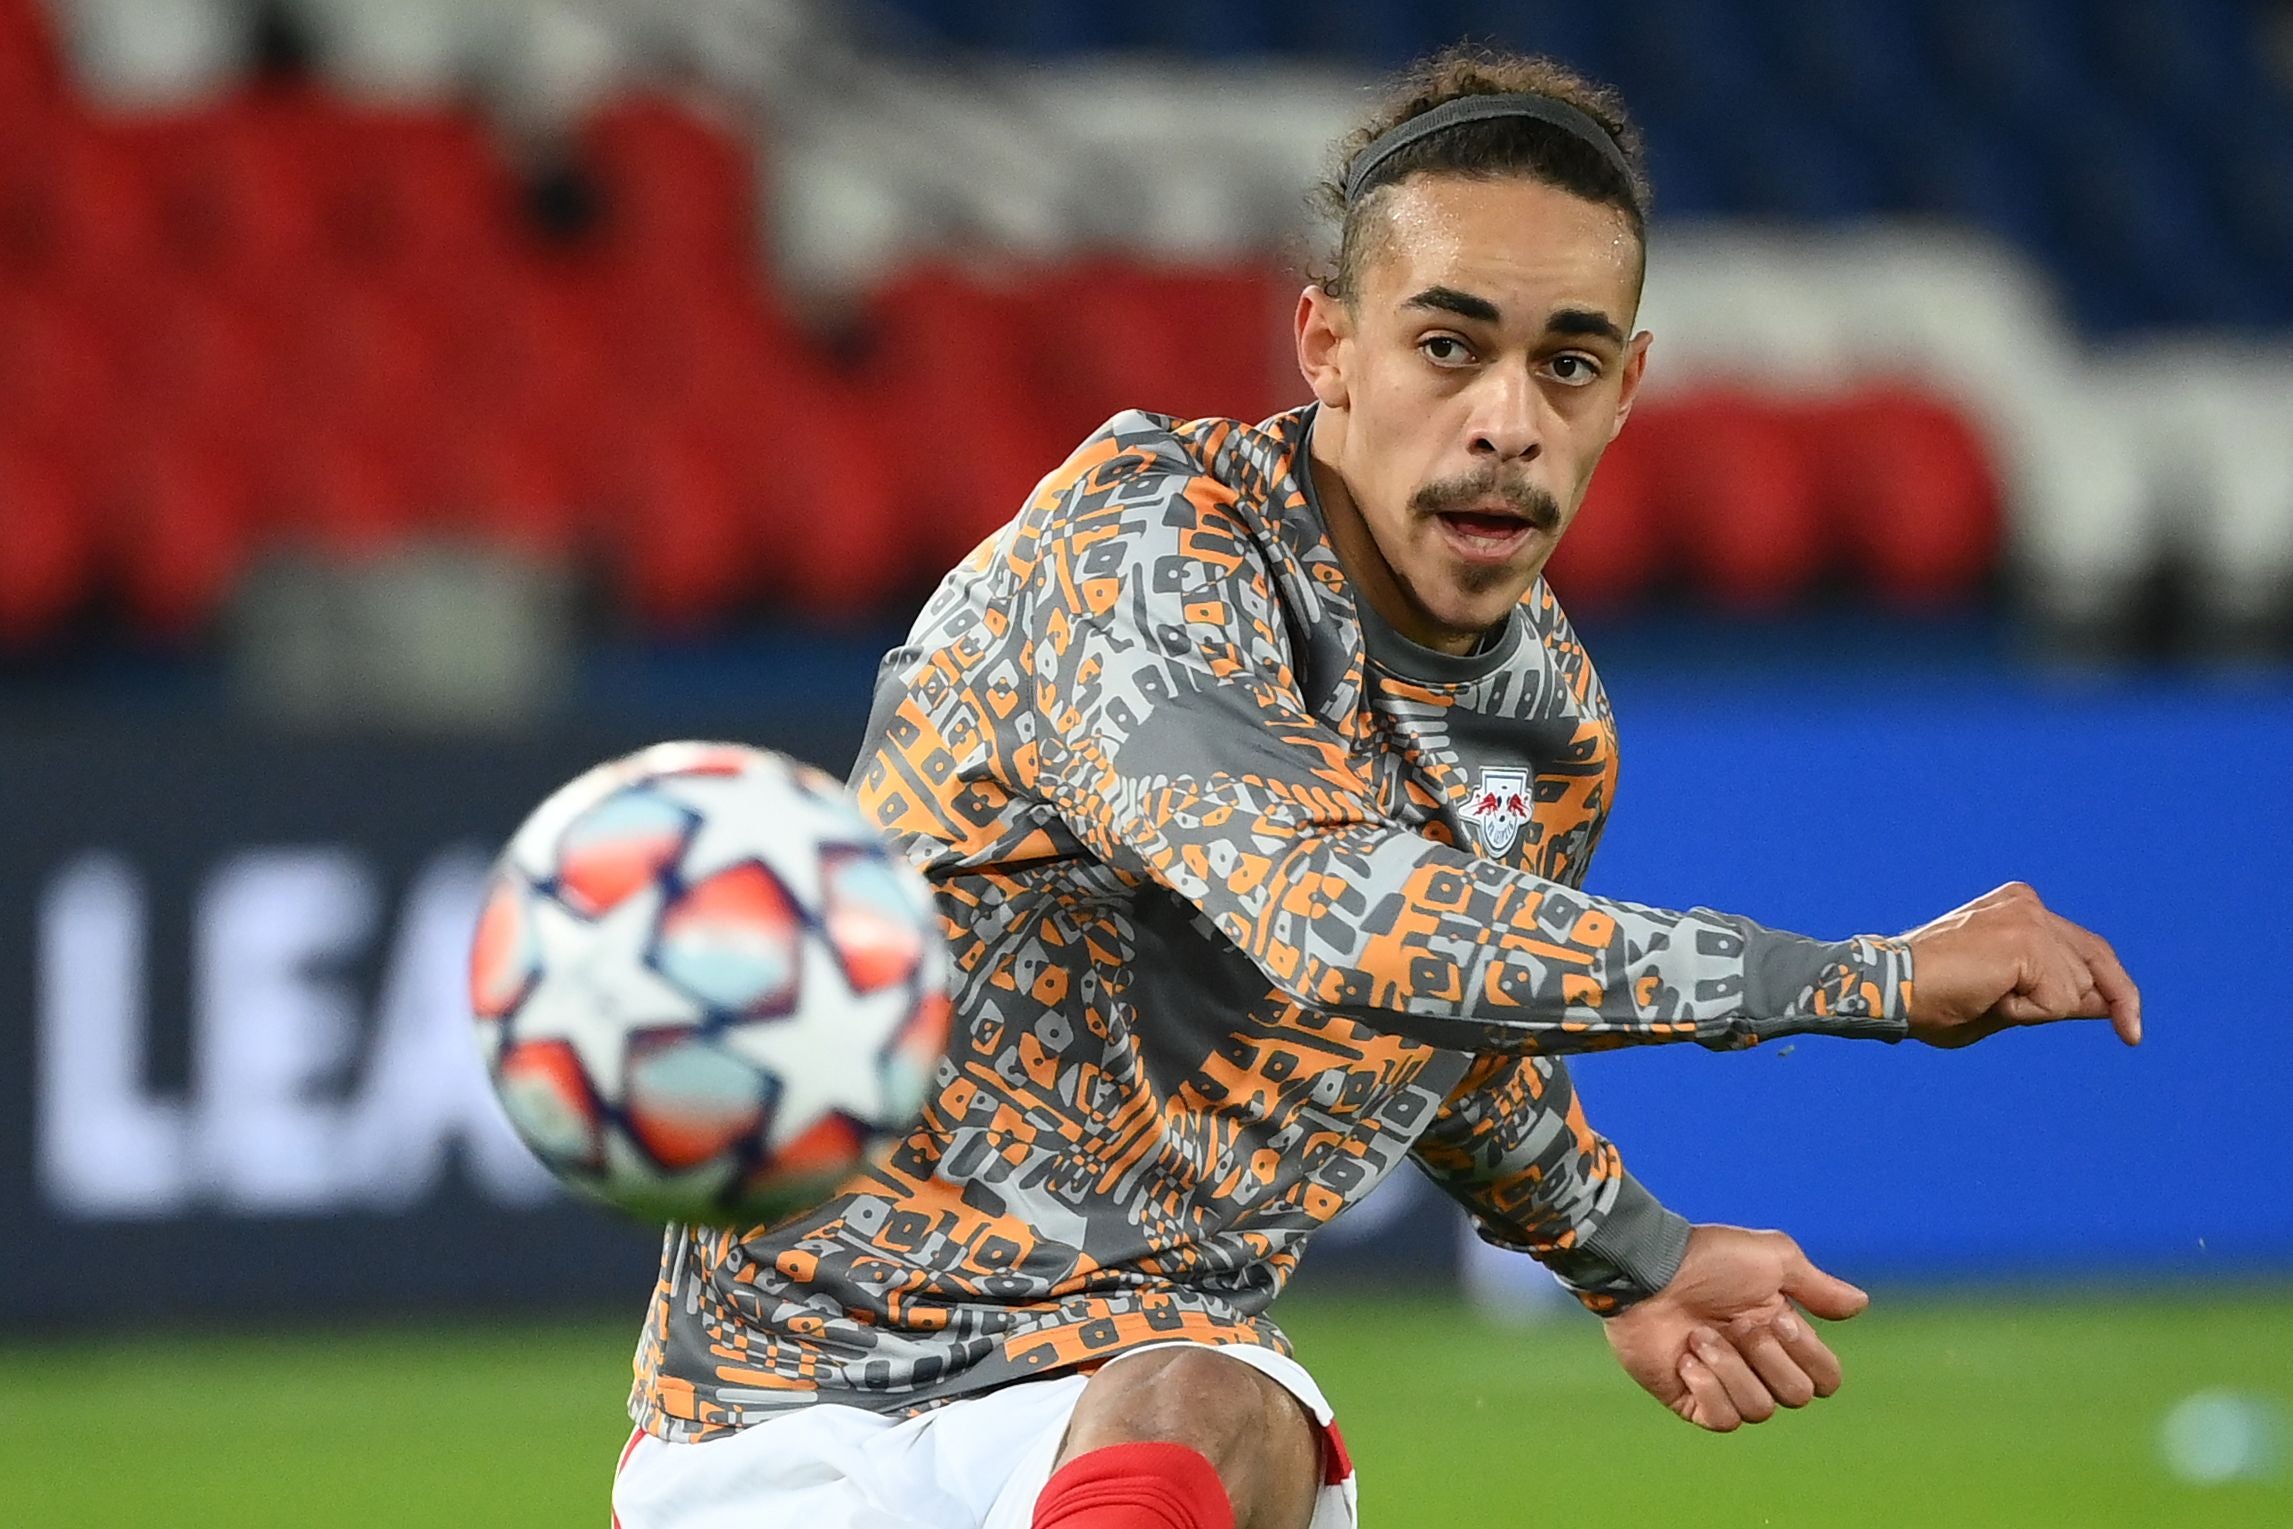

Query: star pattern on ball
left=516, top=885, right=705, bottom=1088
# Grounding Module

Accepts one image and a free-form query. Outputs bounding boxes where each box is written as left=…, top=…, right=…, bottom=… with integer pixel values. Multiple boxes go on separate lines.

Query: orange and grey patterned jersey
left=630, top=405, right=1912, bottom=1440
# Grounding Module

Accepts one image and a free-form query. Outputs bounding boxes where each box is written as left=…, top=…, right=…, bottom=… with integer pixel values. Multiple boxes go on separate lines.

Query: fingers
left=1907, top=880, right=2119, bottom=1048
left=1689, top=1328, right=1776, bottom=1425
left=1727, top=1316, right=1818, bottom=1409
left=1772, top=1307, right=1845, bottom=1398
left=1650, top=1229, right=1868, bottom=1432
left=1979, top=891, right=2137, bottom=1039
left=1984, top=909, right=2141, bottom=1045
left=2054, top=914, right=2143, bottom=1045
left=1990, top=992, right=2055, bottom=1024
left=1675, top=1349, right=1740, bottom=1432
left=1986, top=883, right=2089, bottom=1022
left=1678, top=1307, right=1849, bottom=1432
left=2020, top=928, right=2097, bottom=1021
left=1779, top=1251, right=1869, bottom=1321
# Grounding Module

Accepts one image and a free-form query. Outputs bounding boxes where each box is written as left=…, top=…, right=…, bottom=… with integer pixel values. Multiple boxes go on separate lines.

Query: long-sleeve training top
left=631, top=403, right=1912, bottom=1441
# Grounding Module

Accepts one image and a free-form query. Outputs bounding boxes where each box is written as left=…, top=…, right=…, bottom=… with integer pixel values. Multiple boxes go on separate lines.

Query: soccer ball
left=468, top=741, right=950, bottom=1226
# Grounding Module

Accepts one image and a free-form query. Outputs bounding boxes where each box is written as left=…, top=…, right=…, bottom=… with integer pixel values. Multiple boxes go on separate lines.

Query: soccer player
left=613, top=45, right=2140, bottom=1529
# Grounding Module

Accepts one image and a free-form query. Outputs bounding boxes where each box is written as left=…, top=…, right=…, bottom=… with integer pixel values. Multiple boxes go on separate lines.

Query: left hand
left=1603, top=1223, right=1869, bottom=1432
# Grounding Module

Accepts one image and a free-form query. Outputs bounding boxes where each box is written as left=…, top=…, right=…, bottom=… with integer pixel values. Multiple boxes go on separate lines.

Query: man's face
left=1297, top=174, right=1650, bottom=652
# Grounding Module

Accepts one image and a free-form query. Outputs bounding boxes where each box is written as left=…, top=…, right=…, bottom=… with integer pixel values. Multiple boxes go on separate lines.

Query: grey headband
left=1343, top=91, right=1635, bottom=205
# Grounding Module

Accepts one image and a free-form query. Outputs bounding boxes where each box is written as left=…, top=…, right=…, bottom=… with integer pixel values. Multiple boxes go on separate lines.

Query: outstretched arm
left=1031, top=462, right=1907, bottom=1054
left=1031, top=451, right=2138, bottom=1054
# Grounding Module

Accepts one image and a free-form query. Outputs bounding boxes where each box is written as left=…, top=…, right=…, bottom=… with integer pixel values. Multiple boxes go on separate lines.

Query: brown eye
left=1420, top=336, right=1472, bottom=365
left=1546, top=354, right=1601, bottom=386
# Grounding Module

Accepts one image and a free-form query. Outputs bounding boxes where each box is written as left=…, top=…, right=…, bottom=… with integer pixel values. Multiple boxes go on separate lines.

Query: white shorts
left=611, top=1342, right=1358, bottom=1529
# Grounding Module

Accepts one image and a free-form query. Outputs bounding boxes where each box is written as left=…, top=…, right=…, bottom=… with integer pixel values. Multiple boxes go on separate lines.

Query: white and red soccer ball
left=469, top=741, right=950, bottom=1226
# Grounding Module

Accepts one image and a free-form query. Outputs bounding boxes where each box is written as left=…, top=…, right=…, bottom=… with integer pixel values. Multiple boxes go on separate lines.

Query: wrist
left=1737, top=931, right=1913, bottom=1043
left=1538, top=1172, right=1691, bottom=1316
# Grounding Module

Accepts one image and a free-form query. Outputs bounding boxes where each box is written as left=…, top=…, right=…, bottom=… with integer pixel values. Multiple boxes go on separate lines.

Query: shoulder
left=1521, top=579, right=1614, bottom=722
left=1023, top=409, right=1312, bottom=612
left=1034, top=408, right=1306, bottom=520
left=987, top=415, right=1327, bottom=700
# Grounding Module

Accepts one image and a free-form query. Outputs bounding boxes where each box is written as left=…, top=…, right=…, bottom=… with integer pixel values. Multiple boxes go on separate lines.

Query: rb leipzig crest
left=1463, top=768, right=1532, bottom=857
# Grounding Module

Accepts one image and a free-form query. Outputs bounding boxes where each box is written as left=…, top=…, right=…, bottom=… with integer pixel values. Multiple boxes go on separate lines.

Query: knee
left=1092, top=1348, right=1299, bottom=1456
left=1060, top=1348, right=1320, bottom=1527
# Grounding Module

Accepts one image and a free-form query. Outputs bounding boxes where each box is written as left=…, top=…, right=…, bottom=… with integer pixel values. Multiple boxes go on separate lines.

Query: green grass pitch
left=4, top=1288, right=2288, bottom=1526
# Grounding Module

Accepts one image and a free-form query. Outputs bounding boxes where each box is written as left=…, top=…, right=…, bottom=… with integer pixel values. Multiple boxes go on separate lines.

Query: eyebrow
left=1546, top=307, right=1626, bottom=346
left=1402, top=285, right=1502, bottom=324
left=1402, top=288, right=1626, bottom=346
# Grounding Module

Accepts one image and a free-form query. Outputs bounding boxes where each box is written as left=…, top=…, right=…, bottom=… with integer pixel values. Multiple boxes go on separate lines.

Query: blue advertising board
left=1, top=679, right=2284, bottom=1329
left=1567, top=678, right=2293, bottom=1282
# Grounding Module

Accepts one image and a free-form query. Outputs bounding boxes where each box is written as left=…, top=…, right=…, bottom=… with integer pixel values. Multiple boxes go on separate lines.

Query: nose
left=1468, top=370, right=1543, bottom=462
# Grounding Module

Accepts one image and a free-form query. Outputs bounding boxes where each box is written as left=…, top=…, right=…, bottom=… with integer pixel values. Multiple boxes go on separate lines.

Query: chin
left=1394, top=546, right=1539, bottom=645
left=1443, top=570, right=1537, bottom=623
left=1420, top=589, right=1526, bottom=645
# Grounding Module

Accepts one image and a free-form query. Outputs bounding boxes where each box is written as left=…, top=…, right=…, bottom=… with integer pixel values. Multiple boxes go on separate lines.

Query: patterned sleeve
left=1028, top=438, right=1913, bottom=1055
left=1411, top=1054, right=1690, bottom=1313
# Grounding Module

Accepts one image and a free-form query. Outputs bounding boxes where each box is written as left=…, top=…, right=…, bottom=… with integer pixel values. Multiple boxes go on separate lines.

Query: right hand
left=1898, top=881, right=2141, bottom=1049
left=1605, top=1224, right=1867, bottom=1432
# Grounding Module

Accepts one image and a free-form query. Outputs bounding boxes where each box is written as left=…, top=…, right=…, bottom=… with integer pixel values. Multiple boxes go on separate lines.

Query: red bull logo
left=1462, top=767, right=1533, bottom=857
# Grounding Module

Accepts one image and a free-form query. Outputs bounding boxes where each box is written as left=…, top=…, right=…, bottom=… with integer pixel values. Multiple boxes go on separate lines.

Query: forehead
left=1357, top=175, right=1642, bottom=319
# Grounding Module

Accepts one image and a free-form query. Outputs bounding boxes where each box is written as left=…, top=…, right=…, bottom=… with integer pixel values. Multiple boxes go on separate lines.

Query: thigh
left=612, top=1409, right=914, bottom=1529
left=614, top=1376, right=1098, bottom=1529
left=1187, top=1347, right=1356, bottom=1529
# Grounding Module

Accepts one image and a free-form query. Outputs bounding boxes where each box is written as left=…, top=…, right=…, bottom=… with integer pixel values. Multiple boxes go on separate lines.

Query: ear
left=1608, top=329, right=1653, bottom=439
left=1295, top=284, right=1352, bottom=410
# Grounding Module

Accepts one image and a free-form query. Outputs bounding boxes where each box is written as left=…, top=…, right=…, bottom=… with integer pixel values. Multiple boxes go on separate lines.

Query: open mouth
left=1434, top=510, right=1538, bottom=562
left=1443, top=511, right=1528, bottom=538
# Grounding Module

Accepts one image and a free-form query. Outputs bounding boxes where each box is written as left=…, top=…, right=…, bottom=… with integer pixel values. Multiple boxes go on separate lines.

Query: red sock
left=1031, top=1442, right=1237, bottom=1529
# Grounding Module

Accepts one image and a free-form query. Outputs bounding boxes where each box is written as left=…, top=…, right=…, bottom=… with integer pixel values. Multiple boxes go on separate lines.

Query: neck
left=1306, top=409, right=1483, bottom=657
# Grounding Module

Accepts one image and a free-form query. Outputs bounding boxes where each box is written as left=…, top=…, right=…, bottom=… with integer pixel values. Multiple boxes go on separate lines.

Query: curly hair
left=1312, top=44, right=1652, bottom=303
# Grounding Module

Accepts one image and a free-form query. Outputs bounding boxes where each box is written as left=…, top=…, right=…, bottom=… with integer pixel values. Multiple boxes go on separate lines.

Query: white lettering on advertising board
left=36, top=847, right=559, bottom=1220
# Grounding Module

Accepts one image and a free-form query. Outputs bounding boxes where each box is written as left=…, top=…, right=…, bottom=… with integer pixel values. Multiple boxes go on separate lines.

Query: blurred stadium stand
left=0, top=0, right=2289, bottom=677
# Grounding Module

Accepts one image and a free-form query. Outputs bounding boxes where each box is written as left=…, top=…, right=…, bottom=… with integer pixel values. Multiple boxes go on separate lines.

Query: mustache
left=1410, top=469, right=1563, bottom=533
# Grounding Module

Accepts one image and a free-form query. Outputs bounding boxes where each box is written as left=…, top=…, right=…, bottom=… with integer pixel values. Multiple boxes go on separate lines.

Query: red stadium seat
left=579, top=94, right=756, bottom=282
left=1813, top=386, right=2002, bottom=607
left=0, top=0, right=64, bottom=110
left=321, top=103, right=511, bottom=284
left=421, top=260, right=615, bottom=507
left=0, top=445, right=94, bottom=644
left=1640, top=392, right=1830, bottom=611
left=1046, top=259, right=1295, bottom=429
left=720, top=365, right=910, bottom=619
left=1031, top=261, right=1164, bottom=438
left=149, top=92, right=330, bottom=295
left=107, top=441, right=258, bottom=637
left=432, top=419, right=579, bottom=559
left=269, top=430, right=420, bottom=561
left=36, top=121, right=169, bottom=291
left=864, top=264, right=1067, bottom=576
left=603, top=281, right=775, bottom=420
left=0, top=70, right=80, bottom=276
left=0, top=111, right=51, bottom=276
left=1544, top=421, right=1662, bottom=609
left=279, top=278, right=449, bottom=452
left=111, top=292, right=275, bottom=455
left=601, top=428, right=753, bottom=628
left=0, top=293, right=120, bottom=457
